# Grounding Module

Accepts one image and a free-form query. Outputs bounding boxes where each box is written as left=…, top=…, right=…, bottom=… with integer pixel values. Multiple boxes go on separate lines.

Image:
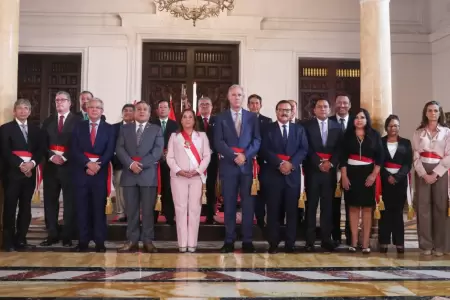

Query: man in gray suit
left=116, top=100, right=164, bottom=253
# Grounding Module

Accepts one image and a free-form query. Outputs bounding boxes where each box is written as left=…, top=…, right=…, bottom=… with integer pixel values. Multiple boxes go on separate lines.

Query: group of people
left=2, top=84, right=449, bottom=256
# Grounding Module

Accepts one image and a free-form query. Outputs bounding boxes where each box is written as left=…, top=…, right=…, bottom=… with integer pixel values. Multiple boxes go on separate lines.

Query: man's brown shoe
left=117, top=241, right=139, bottom=252
left=143, top=242, right=158, bottom=253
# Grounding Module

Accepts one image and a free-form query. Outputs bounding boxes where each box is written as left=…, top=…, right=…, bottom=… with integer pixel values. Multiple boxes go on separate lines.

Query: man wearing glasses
left=259, top=100, right=308, bottom=253
left=40, top=91, right=83, bottom=247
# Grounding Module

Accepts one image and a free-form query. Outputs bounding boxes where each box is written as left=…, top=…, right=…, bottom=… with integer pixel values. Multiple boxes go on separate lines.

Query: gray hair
left=198, top=96, right=212, bottom=103
left=55, top=91, right=71, bottom=102
left=14, top=98, right=32, bottom=111
left=228, top=84, right=244, bottom=95
left=87, top=97, right=104, bottom=109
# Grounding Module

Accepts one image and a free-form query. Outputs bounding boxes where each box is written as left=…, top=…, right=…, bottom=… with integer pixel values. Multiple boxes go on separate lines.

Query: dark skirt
left=344, top=164, right=376, bottom=207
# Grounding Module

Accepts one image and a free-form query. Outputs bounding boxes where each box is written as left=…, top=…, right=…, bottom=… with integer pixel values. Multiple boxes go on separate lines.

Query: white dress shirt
left=336, top=114, right=349, bottom=130
left=15, top=119, right=36, bottom=167
left=387, top=142, right=398, bottom=159
left=135, top=121, right=147, bottom=132
left=278, top=121, right=289, bottom=137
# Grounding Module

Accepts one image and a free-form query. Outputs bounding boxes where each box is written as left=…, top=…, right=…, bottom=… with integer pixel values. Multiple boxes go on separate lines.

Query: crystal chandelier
left=154, top=0, right=235, bottom=26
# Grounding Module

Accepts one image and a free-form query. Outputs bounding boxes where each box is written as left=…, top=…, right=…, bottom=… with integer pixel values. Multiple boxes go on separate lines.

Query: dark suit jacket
left=256, top=114, right=272, bottom=166
left=329, top=115, right=354, bottom=132
left=214, top=109, right=261, bottom=176
left=151, top=118, right=178, bottom=149
left=381, top=136, right=412, bottom=186
left=42, top=112, right=83, bottom=179
left=112, top=122, right=125, bottom=170
left=303, top=118, right=343, bottom=173
left=197, top=115, right=217, bottom=153
left=71, top=120, right=115, bottom=186
left=0, top=120, right=44, bottom=180
left=259, top=121, right=308, bottom=187
left=74, top=111, right=106, bottom=122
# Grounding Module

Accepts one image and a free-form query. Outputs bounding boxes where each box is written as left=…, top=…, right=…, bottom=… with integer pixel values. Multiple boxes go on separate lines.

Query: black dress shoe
left=3, top=245, right=14, bottom=252
left=95, top=244, right=106, bottom=253
left=285, top=245, right=295, bottom=253
left=15, top=242, right=36, bottom=251
left=268, top=244, right=278, bottom=254
left=73, top=244, right=89, bottom=252
left=321, top=242, right=336, bottom=252
left=305, top=244, right=315, bottom=252
left=220, top=243, right=234, bottom=253
left=396, top=247, right=405, bottom=254
left=62, top=240, right=73, bottom=247
left=242, top=242, right=256, bottom=253
left=40, top=237, right=59, bottom=246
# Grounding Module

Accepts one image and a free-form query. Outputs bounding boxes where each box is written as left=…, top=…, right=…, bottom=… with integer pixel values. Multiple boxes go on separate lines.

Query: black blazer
left=151, top=118, right=178, bottom=149
left=329, top=115, right=354, bottom=132
left=74, top=111, right=106, bottom=122
left=197, top=115, right=217, bottom=152
left=112, top=122, right=124, bottom=170
left=381, top=136, right=412, bottom=185
left=303, top=118, right=343, bottom=173
left=41, top=112, right=83, bottom=177
left=258, top=114, right=272, bottom=130
left=0, top=120, right=44, bottom=180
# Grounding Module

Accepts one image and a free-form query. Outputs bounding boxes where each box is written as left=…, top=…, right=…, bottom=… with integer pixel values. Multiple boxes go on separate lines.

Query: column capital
left=360, top=0, right=390, bottom=4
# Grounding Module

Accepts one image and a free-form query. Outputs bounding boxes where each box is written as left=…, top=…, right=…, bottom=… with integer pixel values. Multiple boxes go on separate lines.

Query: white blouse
left=387, top=142, right=398, bottom=159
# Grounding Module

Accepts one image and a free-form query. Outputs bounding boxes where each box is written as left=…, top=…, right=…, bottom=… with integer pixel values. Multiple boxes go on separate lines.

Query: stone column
left=0, top=0, right=20, bottom=248
left=360, top=0, right=392, bottom=250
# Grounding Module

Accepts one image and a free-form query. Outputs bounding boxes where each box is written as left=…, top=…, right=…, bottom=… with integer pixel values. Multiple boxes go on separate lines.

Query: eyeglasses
left=55, top=98, right=68, bottom=102
left=199, top=103, right=211, bottom=107
left=277, top=109, right=292, bottom=113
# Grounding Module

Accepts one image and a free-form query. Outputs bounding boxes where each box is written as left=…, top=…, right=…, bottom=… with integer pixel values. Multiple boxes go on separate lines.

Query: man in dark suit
left=71, top=98, right=115, bottom=252
left=151, top=99, right=178, bottom=225
left=197, top=96, right=218, bottom=224
left=74, top=91, right=106, bottom=121
left=247, top=94, right=272, bottom=228
left=116, top=101, right=163, bottom=253
left=214, top=84, right=261, bottom=253
left=112, top=104, right=135, bottom=222
left=303, top=98, right=343, bottom=252
left=260, top=100, right=308, bottom=253
left=329, top=94, right=354, bottom=246
left=1, top=99, right=44, bottom=251
left=40, top=91, right=83, bottom=247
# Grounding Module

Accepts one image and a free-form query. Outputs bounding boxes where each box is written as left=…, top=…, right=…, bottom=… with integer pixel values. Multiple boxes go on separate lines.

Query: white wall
left=18, top=0, right=433, bottom=129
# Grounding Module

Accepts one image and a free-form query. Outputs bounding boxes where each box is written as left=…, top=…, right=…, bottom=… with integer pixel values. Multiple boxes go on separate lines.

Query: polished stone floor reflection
left=0, top=249, right=449, bottom=299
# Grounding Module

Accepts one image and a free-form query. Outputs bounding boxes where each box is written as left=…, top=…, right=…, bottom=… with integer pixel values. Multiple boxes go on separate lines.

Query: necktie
left=340, top=118, right=345, bottom=132
left=83, top=113, right=88, bottom=121
left=282, top=124, right=288, bottom=146
left=203, top=117, right=209, bottom=132
left=90, top=123, right=97, bottom=146
left=161, top=120, right=166, bottom=135
left=136, top=124, right=143, bottom=145
left=234, top=112, right=241, bottom=137
left=321, top=121, right=327, bottom=146
left=58, top=115, right=64, bottom=133
left=20, top=123, right=28, bottom=143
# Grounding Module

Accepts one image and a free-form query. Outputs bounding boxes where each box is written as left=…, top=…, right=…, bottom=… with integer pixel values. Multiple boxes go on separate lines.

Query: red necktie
left=90, top=123, right=97, bottom=146
left=203, top=117, right=209, bottom=131
left=58, top=115, right=64, bottom=133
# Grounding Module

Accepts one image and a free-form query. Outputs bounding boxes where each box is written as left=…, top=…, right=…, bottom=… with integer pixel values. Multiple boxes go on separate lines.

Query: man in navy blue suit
left=214, top=85, right=261, bottom=253
left=71, top=98, right=115, bottom=252
left=259, top=100, right=308, bottom=253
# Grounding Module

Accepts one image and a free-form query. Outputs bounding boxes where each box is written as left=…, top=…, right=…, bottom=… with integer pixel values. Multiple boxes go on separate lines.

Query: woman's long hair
left=417, top=100, right=447, bottom=130
left=177, top=109, right=201, bottom=133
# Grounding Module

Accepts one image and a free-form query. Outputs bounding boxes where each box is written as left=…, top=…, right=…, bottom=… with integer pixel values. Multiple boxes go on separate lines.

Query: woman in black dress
left=341, top=108, right=383, bottom=253
left=379, top=115, right=412, bottom=254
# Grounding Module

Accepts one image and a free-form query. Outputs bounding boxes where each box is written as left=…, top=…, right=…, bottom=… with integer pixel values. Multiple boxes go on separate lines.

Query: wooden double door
left=141, top=43, right=239, bottom=119
left=298, top=59, right=360, bottom=119
left=17, top=54, right=82, bottom=126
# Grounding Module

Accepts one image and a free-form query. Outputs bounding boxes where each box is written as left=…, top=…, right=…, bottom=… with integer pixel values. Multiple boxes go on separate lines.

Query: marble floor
left=0, top=246, right=449, bottom=299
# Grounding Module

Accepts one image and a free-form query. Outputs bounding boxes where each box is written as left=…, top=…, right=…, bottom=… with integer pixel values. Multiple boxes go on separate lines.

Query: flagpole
left=193, top=81, right=197, bottom=113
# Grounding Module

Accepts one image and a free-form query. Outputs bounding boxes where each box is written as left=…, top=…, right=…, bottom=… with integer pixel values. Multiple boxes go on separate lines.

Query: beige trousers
left=415, top=162, right=450, bottom=252
left=113, top=170, right=126, bottom=217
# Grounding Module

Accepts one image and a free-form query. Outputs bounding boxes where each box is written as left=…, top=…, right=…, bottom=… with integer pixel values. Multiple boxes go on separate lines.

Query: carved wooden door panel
left=298, top=60, right=360, bottom=120
left=18, top=54, right=82, bottom=126
left=142, top=43, right=239, bottom=119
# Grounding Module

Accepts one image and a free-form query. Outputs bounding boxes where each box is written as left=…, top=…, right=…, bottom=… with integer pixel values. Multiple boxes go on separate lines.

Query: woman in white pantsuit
left=167, top=109, right=211, bottom=253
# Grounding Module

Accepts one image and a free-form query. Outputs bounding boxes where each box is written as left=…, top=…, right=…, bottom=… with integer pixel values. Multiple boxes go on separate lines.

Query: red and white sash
left=13, top=151, right=32, bottom=163
left=50, top=145, right=67, bottom=156
left=177, top=131, right=207, bottom=184
left=348, top=154, right=374, bottom=166
left=420, top=152, right=441, bottom=164
left=385, top=162, right=413, bottom=207
left=13, top=151, right=42, bottom=201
